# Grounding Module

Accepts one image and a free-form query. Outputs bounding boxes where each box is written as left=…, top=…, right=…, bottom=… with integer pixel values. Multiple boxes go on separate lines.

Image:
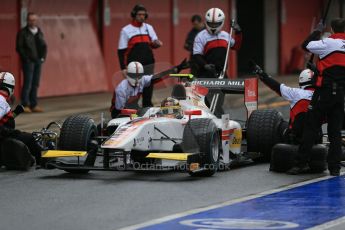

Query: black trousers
left=15, top=131, right=42, bottom=163
left=297, top=87, right=344, bottom=170
left=142, top=64, right=154, bottom=107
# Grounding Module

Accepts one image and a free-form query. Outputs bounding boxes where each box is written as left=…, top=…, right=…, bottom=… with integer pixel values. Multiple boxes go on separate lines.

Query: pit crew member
left=192, top=7, right=242, bottom=116
left=110, top=59, right=189, bottom=118
left=253, top=64, right=316, bottom=143
left=0, top=72, right=41, bottom=168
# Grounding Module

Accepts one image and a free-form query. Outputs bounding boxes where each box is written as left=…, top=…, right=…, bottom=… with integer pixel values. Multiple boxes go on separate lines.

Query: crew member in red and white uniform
left=192, top=8, right=242, bottom=117
left=117, top=4, right=162, bottom=108
left=288, top=18, right=345, bottom=176
left=0, top=72, right=41, bottom=168
left=110, top=59, right=188, bottom=118
left=253, top=63, right=315, bottom=143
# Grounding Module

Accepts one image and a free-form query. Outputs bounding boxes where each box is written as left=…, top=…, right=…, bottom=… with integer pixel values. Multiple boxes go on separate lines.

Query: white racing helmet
left=205, top=8, right=225, bottom=35
left=127, top=61, right=144, bottom=86
left=299, top=69, right=314, bottom=89
left=0, top=72, right=15, bottom=96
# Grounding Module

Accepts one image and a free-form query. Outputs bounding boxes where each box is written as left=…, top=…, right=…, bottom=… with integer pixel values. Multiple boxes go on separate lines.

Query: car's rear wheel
left=182, top=118, right=220, bottom=177
left=247, top=109, right=284, bottom=162
left=59, top=115, right=97, bottom=174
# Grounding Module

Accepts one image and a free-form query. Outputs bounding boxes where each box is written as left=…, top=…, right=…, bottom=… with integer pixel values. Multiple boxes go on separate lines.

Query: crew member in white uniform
left=289, top=18, right=345, bottom=176
left=0, top=72, right=41, bottom=168
left=117, top=4, right=162, bottom=108
left=110, top=59, right=189, bottom=118
left=192, top=8, right=242, bottom=117
left=253, top=63, right=316, bottom=143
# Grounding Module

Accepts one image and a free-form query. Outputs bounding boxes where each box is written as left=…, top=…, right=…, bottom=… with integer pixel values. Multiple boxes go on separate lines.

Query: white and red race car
left=42, top=75, right=285, bottom=176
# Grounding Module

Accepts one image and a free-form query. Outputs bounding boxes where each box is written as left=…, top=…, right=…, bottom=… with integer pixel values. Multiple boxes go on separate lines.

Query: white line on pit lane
left=307, top=216, right=345, bottom=230
left=119, top=173, right=344, bottom=230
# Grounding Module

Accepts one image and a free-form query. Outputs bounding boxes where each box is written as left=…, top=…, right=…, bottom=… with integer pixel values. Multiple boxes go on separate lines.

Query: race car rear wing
left=193, top=78, right=258, bottom=118
left=169, top=74, right=258, bottom=118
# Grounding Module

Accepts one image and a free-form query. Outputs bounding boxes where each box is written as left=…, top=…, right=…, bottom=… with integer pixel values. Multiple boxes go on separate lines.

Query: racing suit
left=0, top=93, right=41, bottom=165
left=118, top=21, right=160, bottom=107
left=257, top=72, right=314, bottom=143
left=296, top=32, right=345, bottom=172
left=110, top=62, right=188, bottom=118
left=192, top=29, right=242, bottom=117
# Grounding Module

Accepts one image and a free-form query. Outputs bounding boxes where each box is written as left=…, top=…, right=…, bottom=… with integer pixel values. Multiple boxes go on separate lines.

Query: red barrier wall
left=26, top=0, right=108, bottom=97
left=0, top=0, right=20, bottom=97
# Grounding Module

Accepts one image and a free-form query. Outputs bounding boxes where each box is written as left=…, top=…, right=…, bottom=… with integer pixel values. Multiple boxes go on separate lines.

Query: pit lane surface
left=1, top=78, right=344, bottom=230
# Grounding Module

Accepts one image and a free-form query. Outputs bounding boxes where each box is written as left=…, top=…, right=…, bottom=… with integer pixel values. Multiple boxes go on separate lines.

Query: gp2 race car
left=40, top=75, right=286, bottom=177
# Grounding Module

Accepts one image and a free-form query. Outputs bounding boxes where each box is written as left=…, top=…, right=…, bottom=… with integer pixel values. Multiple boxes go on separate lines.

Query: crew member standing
left=288, top=18, right=345, bottom=176
left=118, top=4, right=162, bottom=107
left=192, top=7, right=242, bottom=116
left=184, top=14, right=205, bottom=76
left=16, top=12, right=47, bottom=113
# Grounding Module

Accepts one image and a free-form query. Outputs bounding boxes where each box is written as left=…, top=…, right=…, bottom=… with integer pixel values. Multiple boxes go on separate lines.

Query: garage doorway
left=236, top=0, right=264, bottom=76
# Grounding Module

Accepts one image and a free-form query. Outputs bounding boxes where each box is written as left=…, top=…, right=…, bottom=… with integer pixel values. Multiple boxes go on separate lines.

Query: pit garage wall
left=23, top=0, right=108, bottom=97
left=279, top=0, right=323, bottom=74
left=0, top=1, right=20, bottom=97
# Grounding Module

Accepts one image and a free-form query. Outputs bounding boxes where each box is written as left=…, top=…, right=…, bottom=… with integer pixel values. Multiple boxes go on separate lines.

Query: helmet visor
left=127, top=72, right=144, bottom=80
left=161, top=106, right=181, bottom=115
left=206, top=21, right=222, bottom=29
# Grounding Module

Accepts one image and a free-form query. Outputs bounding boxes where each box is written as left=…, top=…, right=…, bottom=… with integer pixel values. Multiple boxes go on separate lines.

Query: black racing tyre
left=247, top=109, right=284, bottom=162
left=59, top=115, right=97, bottom=173
left=182, top=118, right=220, bottom=177
left=310, top=144, right=327, bottom=161
left=59, top=115, right=97, bottom=151
left=270, top=144, right=297, bottom=172
left=171, top=84, right=186, bottom=100
left=308, top=144, right=327, bottom=173
left=270, top=144, right=327, bottom=173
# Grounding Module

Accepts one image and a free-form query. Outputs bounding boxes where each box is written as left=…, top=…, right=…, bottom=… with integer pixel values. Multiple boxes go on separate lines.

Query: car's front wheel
left=182, top=118, right=220, bottom=177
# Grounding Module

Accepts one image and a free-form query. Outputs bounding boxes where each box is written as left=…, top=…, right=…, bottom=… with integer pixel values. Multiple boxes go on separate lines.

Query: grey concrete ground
left=1, top=75, right=340, bottom=230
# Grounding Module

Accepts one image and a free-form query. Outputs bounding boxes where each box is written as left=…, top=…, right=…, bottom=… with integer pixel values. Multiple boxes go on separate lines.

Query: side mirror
left=121, top=109, right=138, bottom=120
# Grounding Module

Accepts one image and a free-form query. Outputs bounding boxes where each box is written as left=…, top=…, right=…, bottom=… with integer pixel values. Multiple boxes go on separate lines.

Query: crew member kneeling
left=0, top=72, right=42, bottom=169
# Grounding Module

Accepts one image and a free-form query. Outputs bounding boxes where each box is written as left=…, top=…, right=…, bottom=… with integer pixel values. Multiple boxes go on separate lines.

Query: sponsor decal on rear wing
left=244, top=78, right=258, bottom=118
left=192, top=78, right=258, bottom=118
left=192, top=78, right=245, bottom=94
